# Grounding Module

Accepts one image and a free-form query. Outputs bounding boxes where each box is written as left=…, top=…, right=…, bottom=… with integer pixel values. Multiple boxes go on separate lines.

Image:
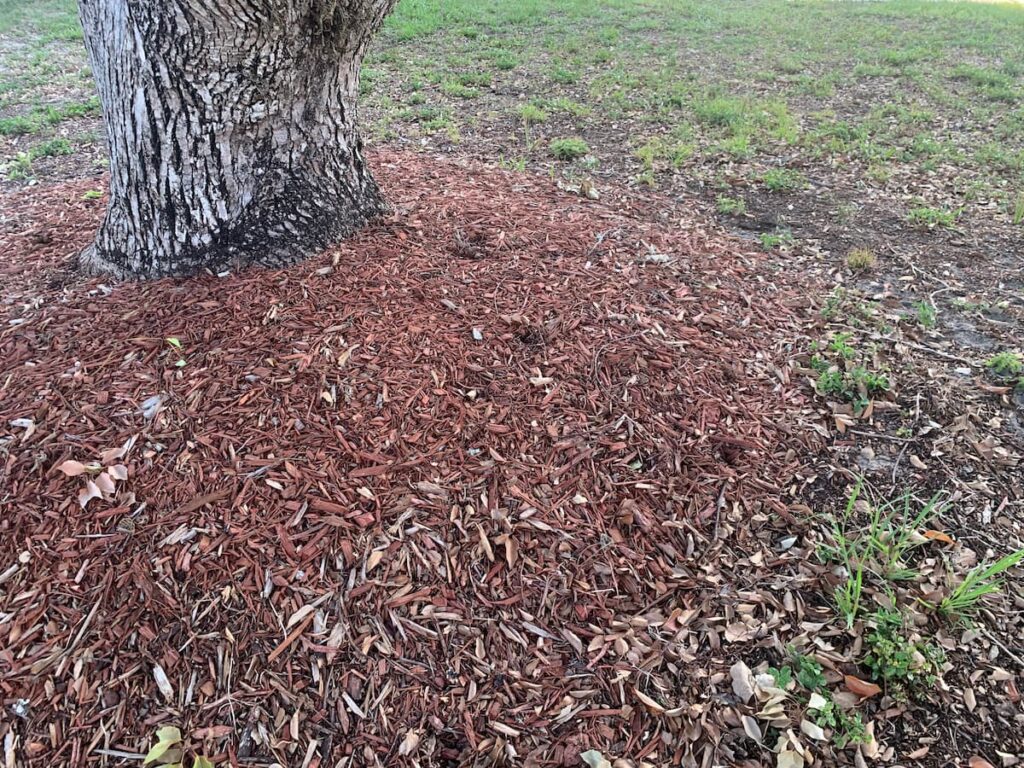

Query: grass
left=846, top=248, right=877, bottom=271
left=4, top=0, right=1024, bottom=207
left=550, top=137, right=589, bottom=161
left=907, top=206, right=959, bottom=229
left=938, top=549, right=1024, bottom=621
left=821, top=484, right=944, bottom=627
left=760, top=167, right=805, bottom=192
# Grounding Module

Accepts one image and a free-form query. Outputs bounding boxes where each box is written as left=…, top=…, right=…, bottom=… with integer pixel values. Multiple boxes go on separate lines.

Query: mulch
left=1, top=151, right=822, bottom=767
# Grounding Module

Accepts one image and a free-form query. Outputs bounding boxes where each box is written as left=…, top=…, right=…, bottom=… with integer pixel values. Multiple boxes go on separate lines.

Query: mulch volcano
left=1, top=152, right=814, bottom=767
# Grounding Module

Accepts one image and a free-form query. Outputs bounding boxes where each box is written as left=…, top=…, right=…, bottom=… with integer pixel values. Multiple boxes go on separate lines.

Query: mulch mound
left=1, top=153, right=814, bottom=767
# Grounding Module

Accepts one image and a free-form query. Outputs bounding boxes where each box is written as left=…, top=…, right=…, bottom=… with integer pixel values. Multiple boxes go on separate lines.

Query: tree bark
left=78, top=0, right=397, bottom=279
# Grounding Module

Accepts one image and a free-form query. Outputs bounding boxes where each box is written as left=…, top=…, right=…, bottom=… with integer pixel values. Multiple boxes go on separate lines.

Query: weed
left=938, top=549, right=1024, bottom=621
left=550, top=66, right=580, bottom=85
left=497, top=155, right=527, bottom=172
left=986, top=351, right=1023, bottom=378
left=516, top=103, right=548, bottom=124
left=550, top=137, right=589, bottom=161
left=82, top=189, right=102, bottom=200
left=716, top=196, right=746, bottom=215
left=862, top=610, right=944, bottom=701
left=908, top=206, right=958, bottom=229
left=760, top=167, right=805, bottom=192
left=1012, top=195, right=1024, bottom=226
left=694, top=95, right=749, bottom=129
left=635, top=137, right=692, bottom=172
left=30, top=137, right=73, bottom=158
left=767, top=665, right=793, bottom=688
left=441, top=81, right=479, bottom=99
left=4, top=152, right=33, bottom=181
left=792, top=653, right=828, bottom=691
left=758, top=230, right=794, bottom=251
left=828, top=332, right=857, bottom=360
left=914, top=301, right=937, bottom=328
left=846, top=248, right=877, bottom=271
left=0, top=115, right=38, bottom=136
left=811, top=697, right=867, bottom=748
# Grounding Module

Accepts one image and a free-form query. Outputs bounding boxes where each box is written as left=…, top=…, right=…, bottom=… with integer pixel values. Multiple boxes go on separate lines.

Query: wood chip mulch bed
left=1, top=152, right=822, bottom=767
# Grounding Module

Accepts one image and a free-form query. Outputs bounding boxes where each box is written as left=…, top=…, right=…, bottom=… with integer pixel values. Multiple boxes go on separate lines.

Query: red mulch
left=0, top=152, right=813, bottom=767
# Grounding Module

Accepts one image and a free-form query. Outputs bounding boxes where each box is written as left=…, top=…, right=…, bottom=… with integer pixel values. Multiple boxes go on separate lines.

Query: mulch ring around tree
left=0, top=151, right=874, bottom=767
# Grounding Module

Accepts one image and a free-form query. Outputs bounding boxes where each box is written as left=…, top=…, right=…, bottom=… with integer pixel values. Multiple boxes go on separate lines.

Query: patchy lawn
left=1, top=2, right=1023, bottom=767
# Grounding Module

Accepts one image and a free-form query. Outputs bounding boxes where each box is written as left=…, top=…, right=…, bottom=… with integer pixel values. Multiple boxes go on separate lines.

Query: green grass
left=938, top=549, right=1024, bottom=622
left=550, top=137, right=589, bottom=160
left=3, top=0, right=1024, bottom=233
left=760, top=167, right=805, bottom=192
left=908, top=206, right=959, bottom=229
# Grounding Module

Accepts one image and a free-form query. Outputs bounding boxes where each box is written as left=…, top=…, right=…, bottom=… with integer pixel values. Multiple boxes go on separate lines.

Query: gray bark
left=78, top=0, right=397, bottom=279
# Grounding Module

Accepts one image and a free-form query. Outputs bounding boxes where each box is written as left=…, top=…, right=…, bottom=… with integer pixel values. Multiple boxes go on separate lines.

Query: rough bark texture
left=78, top=0, right=397, bottom=279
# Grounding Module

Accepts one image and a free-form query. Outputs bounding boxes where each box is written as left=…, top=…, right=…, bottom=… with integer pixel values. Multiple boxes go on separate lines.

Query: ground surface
left=1, top=2, right=1023, bottom=768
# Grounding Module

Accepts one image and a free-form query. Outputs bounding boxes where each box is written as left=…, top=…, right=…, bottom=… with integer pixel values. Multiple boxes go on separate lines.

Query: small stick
left=267, top=614, right=315, bottom=663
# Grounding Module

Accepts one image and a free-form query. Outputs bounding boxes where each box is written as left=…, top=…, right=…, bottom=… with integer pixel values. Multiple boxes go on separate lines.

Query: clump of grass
left=908, top=206, right=959, bottom=229
left=694, top=95, right=749, bottom=129
left=760, top=168, right=805, bottom=192
left=4, top=152, right=33, bottom=181
left=759, top=230, right=794, bottom=251
left=846, top=248, right=877, bottom=271
left=550, top=66, right=580, bottom=84
left=1012, top=195, right=1024, bottom=226
left=516, top=103, right=548, bottom=125
left=550, top=137, right=589, bottom=161
left=634, top=137, right=693, bottom=172
left=821, top=485, right=942, bottom=626
left=441, top=81, right=479, bottom=99
left=938, top=549, right=1024, bottom=622
left=0, top=115, right=38, bottom=137
left=716, top=196, right=746, bottom=215
left=31, top=138, right=74, bottom=158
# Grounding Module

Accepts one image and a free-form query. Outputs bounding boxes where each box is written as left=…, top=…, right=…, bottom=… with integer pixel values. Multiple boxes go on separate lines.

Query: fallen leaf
left=923, top=530, right=955, bottom=544
left=581, top=750, right=612, bottom=768
left=844, top=674, right=882, bottom=699
left=730, top=661, right=756, bottom=704
left=78, top=481, right=102, bottom=509
left=95, top=471, right=116, bottom=496
left=398, top=730, right=421, bottom=757
left=800, top=719, right=826, bottom=741
left=366, top=550, right=385, bottom=574
left=741, top=715, right=762, bottom=744
left=633, top=687, right=665, bottom=713
left=777, top=750, right=805, bottom=768
left=968, top=759, right=996, bottom=768
left=57, top=460, right=88, bottom=477
left=153, top=664, right=174, bottom=701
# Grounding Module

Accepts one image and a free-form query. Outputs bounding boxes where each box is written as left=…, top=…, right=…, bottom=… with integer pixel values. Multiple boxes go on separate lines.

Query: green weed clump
left=550, top=137, right=589, bottom=160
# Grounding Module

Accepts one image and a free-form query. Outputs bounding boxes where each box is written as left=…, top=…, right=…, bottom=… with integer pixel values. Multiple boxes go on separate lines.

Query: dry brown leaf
left=57, top=460, right=88, bottom=477
left=633, top=687, right=665, bottom=713
left=366, top=550, right=385, bottom=574
left=844, top=674, right=882, bottom=699
left=923, top=530, right=955, bottom=544
left=78, top=481, right=102, bottom=509
left=398, top=730, right=421, bottom=757
left=95, top=471, right=116, bottom=496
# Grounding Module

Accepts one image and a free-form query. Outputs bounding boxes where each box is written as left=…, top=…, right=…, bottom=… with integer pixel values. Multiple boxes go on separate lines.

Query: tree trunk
left=78, top=0, right=397, bottom=279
